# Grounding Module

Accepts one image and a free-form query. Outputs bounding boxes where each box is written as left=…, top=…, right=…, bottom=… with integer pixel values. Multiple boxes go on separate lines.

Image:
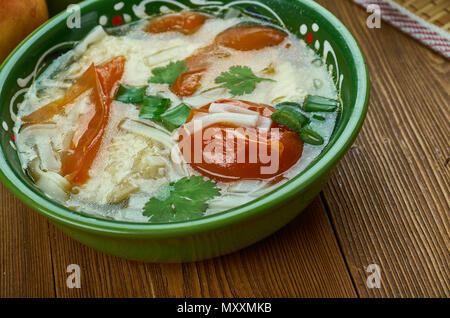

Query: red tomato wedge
left=215, top=26, right=287, bottom=51
left=171, top=68, right=205, bottom=97
left=180, top=100, right=304, bottom=182
left=61, top=56, right=125, bottom=185
left=146, top=12, right=207, bottom=35
left=96, top=56, right=127, bottom=103
left=23, top=56, right=126, bottom=185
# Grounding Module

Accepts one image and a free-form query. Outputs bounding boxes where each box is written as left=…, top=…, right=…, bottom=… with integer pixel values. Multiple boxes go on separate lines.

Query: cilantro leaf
left=148, top=61, right=188, bottom=85
left=215, top=66, right=275, bottom=96
left=143, top=176, right=221, bottom=223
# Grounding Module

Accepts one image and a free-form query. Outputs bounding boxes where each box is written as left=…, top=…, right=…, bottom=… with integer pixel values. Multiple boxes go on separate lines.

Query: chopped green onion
left=312, top=114, right=325, bottom=121
left=115, top=84, right=147, bottom=104
left=306, top=95, right=339, bottom=106
left=271, top=107, right=309, bottom=131
left=272, top=106, right=325, bottom=145
left=160, top=103, right=191, bottom=132
left=275, top=101, right=302, bottom=109
left=299, top=127, right=324, bottom=145
left=303, top=95, right=339, bottom=112
left=139, top=96, right=171, bottom=120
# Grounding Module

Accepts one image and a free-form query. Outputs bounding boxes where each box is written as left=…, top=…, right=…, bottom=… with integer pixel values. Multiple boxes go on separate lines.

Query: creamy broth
left=16, top=11, right=339, bottom=222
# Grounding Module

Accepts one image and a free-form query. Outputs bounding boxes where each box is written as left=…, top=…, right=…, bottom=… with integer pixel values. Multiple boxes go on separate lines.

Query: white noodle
left=183, top=113, right=259, bottom=134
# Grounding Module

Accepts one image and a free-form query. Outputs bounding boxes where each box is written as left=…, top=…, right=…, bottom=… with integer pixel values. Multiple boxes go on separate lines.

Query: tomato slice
left=170, top=43, right=214, bottom=97
left=171, top=69, right=204, bottom=97
left=215, top=26, right=287, bottom=51
left=181, top=100, right=303, bottom=182
left=60, top=56, right=125, bottom=185
left=23, top=57, right=125, bottom=185
left=146, top=12, right=207, bottom=35
left=96, top=56, right=127, bottom=103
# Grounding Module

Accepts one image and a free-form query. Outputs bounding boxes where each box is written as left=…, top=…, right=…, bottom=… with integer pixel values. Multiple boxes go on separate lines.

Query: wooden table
left=1, top=0, right=449, bottom=298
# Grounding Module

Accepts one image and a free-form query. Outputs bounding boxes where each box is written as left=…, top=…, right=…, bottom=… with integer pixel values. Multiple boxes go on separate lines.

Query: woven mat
left=395, top=0, right=449, bottom=31
left=353, top=0, right=450, bottom=59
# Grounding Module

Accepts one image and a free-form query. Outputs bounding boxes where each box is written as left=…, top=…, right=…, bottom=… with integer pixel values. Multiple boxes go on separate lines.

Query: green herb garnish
left=148, top=61, right=188, bottom=85
left=139, top=96, right=171, bottom=120
left=275, top=101, right=302, bottom=109
left=159, top=103, right=191, bottom=132
left=312, top=114, right=326, bottom=121
left=271, top=107, right=309, bottom=131
left=115, top=84, right=147, bottom=104
left=215, top=66, right=275, bottom=96
left=303, top=95, right=339, bottom=112
left=143, top=176, right=221, bottom=223
left=271, top=107, right=326, bottom=145
left=298, top=127, right=324, bottom=145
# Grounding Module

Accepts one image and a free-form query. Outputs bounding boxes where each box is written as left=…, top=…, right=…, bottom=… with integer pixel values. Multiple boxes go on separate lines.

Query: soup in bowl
left=0, top=0, right=369, bottom=262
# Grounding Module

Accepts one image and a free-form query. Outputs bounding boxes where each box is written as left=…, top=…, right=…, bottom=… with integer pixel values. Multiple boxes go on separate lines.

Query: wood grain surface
left=0, top=0, right=449, bottom=298
left=316, top=0, right=449, bottom=298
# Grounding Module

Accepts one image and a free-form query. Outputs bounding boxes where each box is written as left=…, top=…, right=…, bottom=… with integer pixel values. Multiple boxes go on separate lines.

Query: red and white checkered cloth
left=353, top=0, right=450, bottom=59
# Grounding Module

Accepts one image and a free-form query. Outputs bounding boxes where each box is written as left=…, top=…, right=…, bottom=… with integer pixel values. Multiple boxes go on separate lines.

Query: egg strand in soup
left=15, top=10, right=339, bottom=222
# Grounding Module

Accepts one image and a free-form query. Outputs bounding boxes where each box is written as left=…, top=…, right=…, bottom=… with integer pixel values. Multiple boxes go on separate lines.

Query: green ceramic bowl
left=0, top=0, right=369, bottom=262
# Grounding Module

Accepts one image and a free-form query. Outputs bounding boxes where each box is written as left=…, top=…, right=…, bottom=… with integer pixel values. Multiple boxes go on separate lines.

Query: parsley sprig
left=143, top=176, right=221, bottom=223
left=148, top=61, right=188, bottom=86
left=215, top=66, right=275, bottom=96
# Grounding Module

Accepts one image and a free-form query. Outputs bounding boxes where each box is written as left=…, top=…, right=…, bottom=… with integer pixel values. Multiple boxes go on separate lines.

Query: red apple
left=0, top=0, right=49, bottom=63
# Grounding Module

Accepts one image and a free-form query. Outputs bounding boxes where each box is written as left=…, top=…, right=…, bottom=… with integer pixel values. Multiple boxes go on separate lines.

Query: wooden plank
left=49, top=198, right=356, bottom=298
left=194, top=199, right=356, bottom=297
left=316, top=0, right=450, bottom=297
left=0, top=184, right=55, bottom=297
